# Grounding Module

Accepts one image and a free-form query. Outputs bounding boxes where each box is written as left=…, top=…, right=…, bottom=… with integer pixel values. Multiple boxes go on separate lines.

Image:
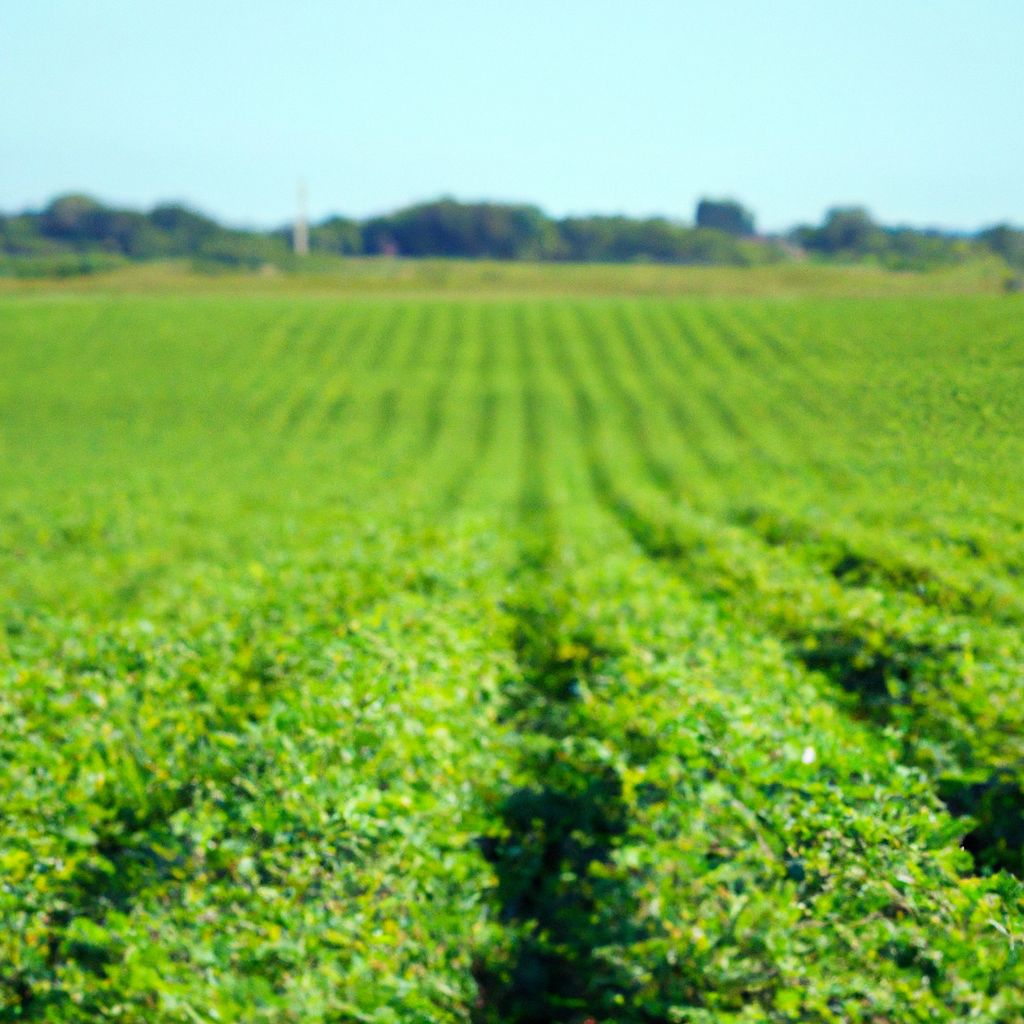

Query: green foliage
left=555, top=216, right=775, bottom=265
left=0, top=252, right=126, bottom=278
left=363, top=199, right=559, bottom=260
left=310, top=215, right=364, bottom=256
left=5, top=193, right=1018, bottom=275
left=1, top=194, right=293, bottom=270
left=695, top=197, right=756, bottom=237
left=792, top=206, right=1000, bottom=270
left=979, top=224, right=1024, bottom=268
left=2, top=290, right=1024, bottom=1020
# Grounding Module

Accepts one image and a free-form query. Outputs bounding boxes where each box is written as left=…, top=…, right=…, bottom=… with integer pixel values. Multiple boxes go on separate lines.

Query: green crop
left=2, top=288, right=1024, bottom=1022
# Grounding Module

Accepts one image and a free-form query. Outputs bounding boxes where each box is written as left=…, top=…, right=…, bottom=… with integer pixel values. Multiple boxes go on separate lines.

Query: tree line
left=1, top=192, right=1021, bottom=275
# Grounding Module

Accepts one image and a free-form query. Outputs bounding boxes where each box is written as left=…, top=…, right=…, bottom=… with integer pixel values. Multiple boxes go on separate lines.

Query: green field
left=3, top=275, right=1024, bottom=1022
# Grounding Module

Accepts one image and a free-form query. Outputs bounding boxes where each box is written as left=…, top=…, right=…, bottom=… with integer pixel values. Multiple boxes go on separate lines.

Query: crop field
left=3, top=284, right=1024, bottom=1022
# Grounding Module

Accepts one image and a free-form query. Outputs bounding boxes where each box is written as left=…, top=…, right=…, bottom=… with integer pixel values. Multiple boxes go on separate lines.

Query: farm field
left=2, top=282, right=1024, bottom=1022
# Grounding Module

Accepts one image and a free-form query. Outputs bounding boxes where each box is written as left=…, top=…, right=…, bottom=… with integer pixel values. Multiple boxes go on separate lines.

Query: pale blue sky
left=3, top=1, right=1022, bottom=231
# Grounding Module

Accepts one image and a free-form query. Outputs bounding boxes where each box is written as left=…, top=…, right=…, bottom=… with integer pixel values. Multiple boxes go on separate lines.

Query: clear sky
left=3, top=1, right=1022, bottom=231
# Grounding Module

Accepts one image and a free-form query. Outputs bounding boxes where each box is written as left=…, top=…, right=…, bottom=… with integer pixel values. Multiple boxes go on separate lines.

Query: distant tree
left=883, top=227, right=977, bottom=270
left=99, top=210, right=166, bottom=257
left=39, top=194, right=106, bottom=239
left=811, top=207, right=885, bottom=256
left=311, top=216, right=364, bottom=255
left=978, top=224, right=1024, bottom=268
left=149, top=204, right=219, bottom=246
left=362, top=199, right=558, bottom=259
left=3, top=190, right=998, bottom=273
left=792, top=208, right=979, bottom=268
left=0, top=213, right=62, bottom=255
left=555, top=215, right=770, bottom=265
left=37, top=195, right=167, bottom=257
left=695, top=198, right=755, bottom=237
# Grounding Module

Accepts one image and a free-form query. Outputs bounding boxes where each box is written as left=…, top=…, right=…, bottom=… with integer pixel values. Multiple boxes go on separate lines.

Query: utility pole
left=293, top=181, right=309, bottom=256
